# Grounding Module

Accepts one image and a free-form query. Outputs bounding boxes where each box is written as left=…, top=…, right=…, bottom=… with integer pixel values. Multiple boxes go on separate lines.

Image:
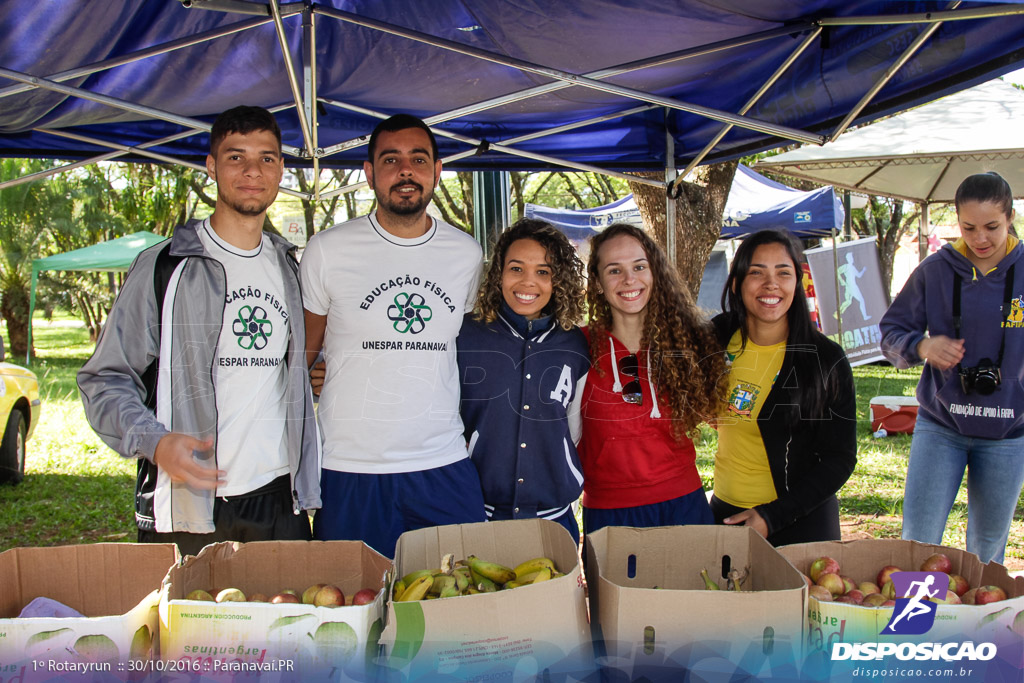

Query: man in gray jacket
left=78, top=106, right=320, bottom=556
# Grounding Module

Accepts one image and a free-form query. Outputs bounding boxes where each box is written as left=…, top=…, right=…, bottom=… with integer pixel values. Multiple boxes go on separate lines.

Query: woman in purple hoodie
left=880, top=172, right=1024, bottom=565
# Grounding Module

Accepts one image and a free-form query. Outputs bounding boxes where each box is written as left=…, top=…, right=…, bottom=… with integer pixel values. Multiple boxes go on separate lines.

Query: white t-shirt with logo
left=300, top=214, right=483, bottom=473
left=199, top=220, right=290, bottom=496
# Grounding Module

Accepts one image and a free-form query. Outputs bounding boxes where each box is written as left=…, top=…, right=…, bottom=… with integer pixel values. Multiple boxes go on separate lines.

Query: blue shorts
left=581, top=488, right=714, bottom=535
left=312, top=459, right=486, bottom=558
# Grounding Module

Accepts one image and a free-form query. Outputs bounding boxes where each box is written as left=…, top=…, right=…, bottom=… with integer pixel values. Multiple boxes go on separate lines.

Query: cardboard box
left=379, top=519, right=592, bottom=681
left=778, top=539, right=1024, bottom=659
left=870, top=395, right=919, bottom=434
left=586, top=525, right=807, bottom=678
left=0, top=543, right=177, bottom=681
left=159, top=540, right=391, bottom=679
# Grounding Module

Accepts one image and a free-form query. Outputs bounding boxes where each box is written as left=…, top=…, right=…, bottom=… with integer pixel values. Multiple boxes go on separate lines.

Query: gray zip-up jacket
left=78, top=219, right=321, bottom=533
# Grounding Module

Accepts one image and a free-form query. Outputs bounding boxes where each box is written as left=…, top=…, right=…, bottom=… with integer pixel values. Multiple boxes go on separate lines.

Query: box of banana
left=378, top=518, right=593, bottom=681
left=586, top=525, right=807, bottom=678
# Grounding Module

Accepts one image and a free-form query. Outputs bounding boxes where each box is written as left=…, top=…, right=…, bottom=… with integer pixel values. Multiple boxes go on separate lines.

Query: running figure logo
left=882, top=572, right=949, bottom=635
left=837, top=252, right=870, bottom=321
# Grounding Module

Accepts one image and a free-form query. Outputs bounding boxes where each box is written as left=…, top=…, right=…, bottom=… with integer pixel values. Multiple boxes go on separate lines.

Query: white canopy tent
left=757, top=78, right=1024, bottom=258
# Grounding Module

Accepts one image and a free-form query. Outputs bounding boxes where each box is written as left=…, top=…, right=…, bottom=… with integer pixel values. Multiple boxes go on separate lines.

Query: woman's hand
left=723, top=508, right=769, bottom=538
left=917, top=335, right=965, bottom=371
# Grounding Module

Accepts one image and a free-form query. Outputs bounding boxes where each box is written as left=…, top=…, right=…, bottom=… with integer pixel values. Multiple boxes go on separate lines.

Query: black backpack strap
left=141, top=242, right=185, bottom=411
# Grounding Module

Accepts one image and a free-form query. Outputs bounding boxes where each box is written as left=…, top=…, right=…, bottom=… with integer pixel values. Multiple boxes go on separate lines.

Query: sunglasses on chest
left=618, top=353, right=643, bottom=405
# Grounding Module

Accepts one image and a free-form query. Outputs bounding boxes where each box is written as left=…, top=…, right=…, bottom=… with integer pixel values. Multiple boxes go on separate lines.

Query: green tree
left=0, top=159, right=52, bottom=358
left=852, top=196, right=920, bottom=298
left=628, top=161, right=739, bottom=298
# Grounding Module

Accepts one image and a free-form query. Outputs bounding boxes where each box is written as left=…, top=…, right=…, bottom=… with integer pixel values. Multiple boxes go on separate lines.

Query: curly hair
left=475, top=219, right=585, bottom=330
left=586, top=223, right=727, bottom=437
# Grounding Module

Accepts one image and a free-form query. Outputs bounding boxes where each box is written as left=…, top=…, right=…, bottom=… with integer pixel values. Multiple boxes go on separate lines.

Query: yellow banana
left=401, top=568, right=435, bottom=586
left=513, top=557, right=557, bottom=577
left=470, top=569, right=498, bottom=592
left=516, top=570, right=543, bottom=583
left=503, top=580, right=523, bottom=589
left=530, top=567, right=552, bottom=584
left=392, top=580, right=406, bottom=601
left=397, top=574, right=433, bottom=602
left=453, top=570, right=470, bottom=593
left=467, top=555, right=516, bottom=584
left=700, top=568, right=721, bottom=591
left=430, top=575, right=456, bottom=595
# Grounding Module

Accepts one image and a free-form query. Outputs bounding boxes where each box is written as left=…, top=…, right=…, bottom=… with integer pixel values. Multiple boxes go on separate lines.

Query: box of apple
left=158, top=540, right=391, bottom=678
left=778, top=539, right=1024, bottom=654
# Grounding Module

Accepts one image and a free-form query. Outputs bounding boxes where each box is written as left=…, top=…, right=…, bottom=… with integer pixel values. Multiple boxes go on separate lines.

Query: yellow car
left=0, top=335, right=40, bottom=485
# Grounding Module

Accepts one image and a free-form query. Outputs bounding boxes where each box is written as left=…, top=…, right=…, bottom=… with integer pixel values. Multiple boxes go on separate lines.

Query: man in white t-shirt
left=302, top=114, right=485, bottom=557
left=78, top=107, right=321, bottom=556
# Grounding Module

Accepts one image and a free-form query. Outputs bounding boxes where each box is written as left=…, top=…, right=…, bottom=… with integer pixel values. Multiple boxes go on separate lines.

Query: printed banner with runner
left=805, top=237, right=887, bottom=366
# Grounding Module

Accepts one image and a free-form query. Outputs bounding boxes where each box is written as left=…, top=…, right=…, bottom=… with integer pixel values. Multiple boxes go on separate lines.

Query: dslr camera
left=959, top=358, right=1001, bottom=396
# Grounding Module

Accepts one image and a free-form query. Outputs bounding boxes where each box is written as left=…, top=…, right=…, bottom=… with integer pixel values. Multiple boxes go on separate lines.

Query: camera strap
left=951, top=263, right=1015, bottom=371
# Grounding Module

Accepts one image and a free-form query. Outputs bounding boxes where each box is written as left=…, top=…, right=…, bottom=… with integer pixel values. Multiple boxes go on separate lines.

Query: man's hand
left=310, top=361, right=326, bottom=397
left=917, top=335, right=965, bottom=371
left=153, top=434, right=224, bottom=489
left=723, top=508, right=769, bottom=538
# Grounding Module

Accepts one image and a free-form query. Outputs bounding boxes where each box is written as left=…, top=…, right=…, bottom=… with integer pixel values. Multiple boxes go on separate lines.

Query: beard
left=375, top=181, right=434, bottom=217
left=219, top=192, right=274, bottom=218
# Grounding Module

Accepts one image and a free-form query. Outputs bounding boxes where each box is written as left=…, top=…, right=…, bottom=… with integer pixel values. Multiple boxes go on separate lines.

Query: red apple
left=858, top=581, right=880, bottom=595
left=817, top=573, right=846, bottom=597
left=881, top=580, right=898, bottom=600
left=270, top=592, right=300, bottom=604
left=876, top=565, right=902, bottom=588
left=185, top=589, right=214, bottom=601
left=313, top=584, right=345, bottom=608
left=248, top=592, right=268, bottom=603
left=928, top=590, right=961, bottom=604
left=215, top=588, right=246, bottom=603
left=920, top=553, right=952, bottom=574
left=302, top=583, right=326, bottom=605
left=808, top=585, right=833, bottom=602
left=846, top=589, right=865, bottom=604
left=840, top=576, right=856, bottom=595
left=862, top=593, right=888, bottom=607
left=962, top=588, right=978, bottom=605
left=973, top=585, right=1007, bottom=605
left=835, top=595, right=857, bottom=604
left=948, top=574, right=970, bottom=597
left=809, top=556, right=841, bottom=583
left=351, top=588, right=377, bottom=606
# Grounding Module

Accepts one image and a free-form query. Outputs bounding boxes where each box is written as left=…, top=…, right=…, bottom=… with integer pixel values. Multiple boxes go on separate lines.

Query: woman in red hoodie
left=578, top=223, right=727, bottom=534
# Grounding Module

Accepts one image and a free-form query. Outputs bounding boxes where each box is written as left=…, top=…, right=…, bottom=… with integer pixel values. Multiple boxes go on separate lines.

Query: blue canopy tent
left=525, top=165, right=842, bottom=238
left=721, top=163, right=844, bottom=239
left=1, top=1, right=1024, bottom=196
left=525, top=165, right=843, bottom=312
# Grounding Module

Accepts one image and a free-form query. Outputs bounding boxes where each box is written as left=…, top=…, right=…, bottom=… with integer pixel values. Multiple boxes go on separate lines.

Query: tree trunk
left=627, top=160, right=738, bottom=298
left=0, top=284, right=31, bottom=360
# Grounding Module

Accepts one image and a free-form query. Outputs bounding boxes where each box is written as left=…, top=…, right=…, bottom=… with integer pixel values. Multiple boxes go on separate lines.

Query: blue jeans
left=902, top=414, right=1024, bottom=564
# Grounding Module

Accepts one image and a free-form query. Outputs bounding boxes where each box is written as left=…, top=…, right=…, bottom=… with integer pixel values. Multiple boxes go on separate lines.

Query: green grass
left=3, top=313, right=1023, bottom=569
left=0, top=315, right=135, bottom=550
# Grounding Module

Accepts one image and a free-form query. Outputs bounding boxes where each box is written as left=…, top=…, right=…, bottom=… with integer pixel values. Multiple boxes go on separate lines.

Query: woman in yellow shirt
left=711, top=229, right=857, bottom=545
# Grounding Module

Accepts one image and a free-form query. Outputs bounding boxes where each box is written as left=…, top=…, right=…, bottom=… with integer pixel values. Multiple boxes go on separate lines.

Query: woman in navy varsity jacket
left=457, top=219, right=590, bottom=543
left=578, top=223, right=727, bottom=534
left=880, top=172, right=1024, bottom=564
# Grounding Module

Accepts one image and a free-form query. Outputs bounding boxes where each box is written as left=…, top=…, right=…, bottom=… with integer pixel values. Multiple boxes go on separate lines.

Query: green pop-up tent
left=27, top=230, right=168, bottom=362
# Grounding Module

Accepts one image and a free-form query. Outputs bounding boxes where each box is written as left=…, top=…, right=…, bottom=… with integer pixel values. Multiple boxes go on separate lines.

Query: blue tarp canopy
left=1, top=1, right=1024, bottom=187
left=525, top=165, right=842, bottom=239
left=523, top=195, right=644, bottom=242
left=720, top=164, right=844, bottom=238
